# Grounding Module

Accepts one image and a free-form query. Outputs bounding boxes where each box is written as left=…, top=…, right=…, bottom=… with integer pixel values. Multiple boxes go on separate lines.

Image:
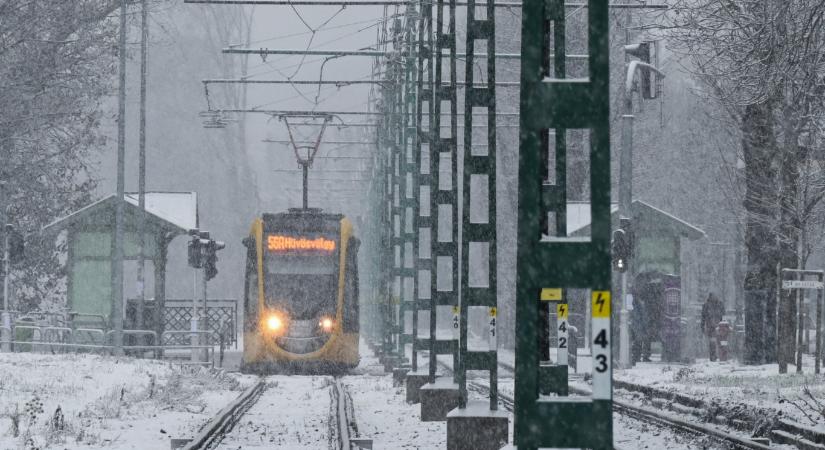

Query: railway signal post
left=513, top=0, right=613, bottom=448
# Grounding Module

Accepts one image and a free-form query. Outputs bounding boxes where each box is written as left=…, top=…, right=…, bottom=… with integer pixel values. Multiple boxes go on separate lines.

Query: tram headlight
left=266, top=313, right=285, bottom=332
left=319, top=317, right=334, bottom=333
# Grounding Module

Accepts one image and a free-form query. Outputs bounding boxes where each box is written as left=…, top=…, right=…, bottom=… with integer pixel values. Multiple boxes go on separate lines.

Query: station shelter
left=41, top=192, right=198, bottom=336
left=566, top=200, right=705, bottom=361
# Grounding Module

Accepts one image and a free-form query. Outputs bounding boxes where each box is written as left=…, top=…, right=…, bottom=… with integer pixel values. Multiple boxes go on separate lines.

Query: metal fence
left=0, top=313, right=221, bottom=366
left=125, top=298, right=238, bottom=347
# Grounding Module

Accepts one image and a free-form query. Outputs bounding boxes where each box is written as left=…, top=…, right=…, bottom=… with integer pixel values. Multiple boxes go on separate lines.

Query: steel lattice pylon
left=456, top=0, right=498, bottom=411
left=397, top=11, right=418, bottom=363
left=513, top=0, right=613, bottom=448
left=411, top=0, right=434, bottom=374
left=428, top=0, right=459, bottom=384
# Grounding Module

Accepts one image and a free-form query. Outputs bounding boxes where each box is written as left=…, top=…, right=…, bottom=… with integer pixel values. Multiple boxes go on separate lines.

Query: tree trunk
left=742, top=102, right=779, bottom=365
left=777, top=106, right=802, bottom=371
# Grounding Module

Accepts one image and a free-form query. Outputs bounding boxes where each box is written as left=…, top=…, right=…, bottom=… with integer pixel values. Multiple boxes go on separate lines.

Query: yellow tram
left=241, top=209, right=360, bottom=373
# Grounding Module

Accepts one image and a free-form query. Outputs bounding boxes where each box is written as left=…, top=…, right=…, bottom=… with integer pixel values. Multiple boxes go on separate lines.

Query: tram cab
left=241, top=208, right=360, bottom=373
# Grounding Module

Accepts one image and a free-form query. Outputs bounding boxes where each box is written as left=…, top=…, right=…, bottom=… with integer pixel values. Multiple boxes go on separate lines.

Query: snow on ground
left=349, top=343, right=446, bottom=449
left=614, top=355, right=825, bottom=429
left=612, top=411, right=722, bottom=449
left=217, top=375, right=333, bottom=449
left=0, top=352, right=255, bottom=450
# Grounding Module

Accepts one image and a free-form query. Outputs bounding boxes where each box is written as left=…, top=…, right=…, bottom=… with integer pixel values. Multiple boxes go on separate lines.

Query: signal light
left=187, top=229, right=225, bottom=279
left=612, top=228, right=630, bottom=273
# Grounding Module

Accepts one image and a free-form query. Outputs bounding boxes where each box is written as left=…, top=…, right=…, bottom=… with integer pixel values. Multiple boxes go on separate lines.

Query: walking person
left=701, top=293, right=725, bottom=361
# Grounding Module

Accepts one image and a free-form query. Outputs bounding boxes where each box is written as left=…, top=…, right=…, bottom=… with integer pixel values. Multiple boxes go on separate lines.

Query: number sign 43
left=591, top=291, right=611, bottom=400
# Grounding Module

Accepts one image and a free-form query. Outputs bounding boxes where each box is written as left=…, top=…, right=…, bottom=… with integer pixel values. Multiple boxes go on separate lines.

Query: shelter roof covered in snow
left=42, top=191, right=198, bottom=235
left=567, top=200, right=704, bottom=240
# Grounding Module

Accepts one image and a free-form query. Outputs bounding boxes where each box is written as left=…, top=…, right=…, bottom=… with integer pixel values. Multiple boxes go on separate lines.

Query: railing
left=126, top=299, right=239, bottom=348
left=0, top=321, right=216, bottom=366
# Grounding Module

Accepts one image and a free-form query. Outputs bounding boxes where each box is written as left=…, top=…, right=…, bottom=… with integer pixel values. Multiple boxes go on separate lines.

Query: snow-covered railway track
left=182, top=379, right=267, bottom=450
left=449, top=359, right=778, bottom=449
left=181, top=375, right=367, bottom=450
left=612, top=378, right=825, bottom=449
left=330, top=378, right=370, bottom=450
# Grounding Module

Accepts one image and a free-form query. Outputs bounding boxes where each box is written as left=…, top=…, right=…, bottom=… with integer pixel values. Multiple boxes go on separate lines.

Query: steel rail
left=449, top=358, right=775, bottom=449
left=470, top=377, right=773, bottom=450
left=182, top=379, right=267, bottom=450
left=565, top=381, right=774, bottom=450
left=612, top=377, right=825, bottom=448
left=609, top=400, right=773, bottom=450
left=331, top=378, right=370, bottom=450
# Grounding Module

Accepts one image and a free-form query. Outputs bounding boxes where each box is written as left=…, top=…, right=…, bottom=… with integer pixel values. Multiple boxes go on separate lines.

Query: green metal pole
left=428, top=0, right=458, bottom=384
left=399, top=7, right=420, bottom=371
left=513, top=0, right=612, bottom=448
left=415, top=0, right=434, bottom=374
left=457, top=0, right=498, bottom=411
left=378, top=72, right=394, bottom=357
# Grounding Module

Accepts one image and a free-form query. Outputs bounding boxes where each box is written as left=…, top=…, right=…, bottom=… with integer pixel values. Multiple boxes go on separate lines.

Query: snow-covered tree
left=0, top=1, right=122, bottom=310
left=655, top=0, right=825, bottom=364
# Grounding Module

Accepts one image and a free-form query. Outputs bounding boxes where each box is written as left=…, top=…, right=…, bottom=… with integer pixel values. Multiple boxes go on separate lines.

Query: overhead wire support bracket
left=222, top=47, right=588, bottom=59
left=202, top=78, right=524, bottom=86
left=186, top=0, right=668, bottom=7
left=199, top=108, right=523, bottom=116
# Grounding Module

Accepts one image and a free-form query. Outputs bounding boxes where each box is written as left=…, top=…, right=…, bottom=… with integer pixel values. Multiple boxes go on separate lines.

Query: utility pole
left=112, top=0, right=128, bottom=355
left=618, top=42, right=665, bottom=368
left=136, top=0, right=149, bottom=331
left=0, top=182, right=9, bottom=352
left=1, top=225, right=9, bottom=352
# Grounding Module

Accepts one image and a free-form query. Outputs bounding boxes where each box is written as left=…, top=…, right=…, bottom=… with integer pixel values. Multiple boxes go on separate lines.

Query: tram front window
left=264, top=244, right=337, bottom=320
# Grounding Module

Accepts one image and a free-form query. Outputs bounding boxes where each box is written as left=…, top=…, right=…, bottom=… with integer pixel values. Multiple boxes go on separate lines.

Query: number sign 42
left=557, top=303, right=569, bottom=366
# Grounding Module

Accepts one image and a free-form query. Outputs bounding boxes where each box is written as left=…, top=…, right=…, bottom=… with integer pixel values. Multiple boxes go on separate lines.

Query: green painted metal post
left=457, top=0, right=498, bottom=411
left=513, top=0, right=613, bottom=448
left=379, top=59, right=397, bottom=357
left=428, top=0, right=459, bottom=384
left=389, top=20, right=404, bottom=363
left=413, top=0, right=434, bottom=373
left=398, top=10, right=419, bottom=367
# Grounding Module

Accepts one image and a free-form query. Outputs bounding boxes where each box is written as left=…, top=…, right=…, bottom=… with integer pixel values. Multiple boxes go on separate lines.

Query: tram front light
left=266, top=314, right=284, bottom=332
left=319, top=317, right=334, bottom=333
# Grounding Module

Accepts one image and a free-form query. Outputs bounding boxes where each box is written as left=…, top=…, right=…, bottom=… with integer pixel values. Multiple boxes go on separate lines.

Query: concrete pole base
left=383, top=355, right=407, bottom=372
left=446, top=401, right=509, bottom=450
left=405, top=371, right=430, bottom=403
left=420, top=377, right=460, bottom=421
left=392, top=366, right=411, bottom=386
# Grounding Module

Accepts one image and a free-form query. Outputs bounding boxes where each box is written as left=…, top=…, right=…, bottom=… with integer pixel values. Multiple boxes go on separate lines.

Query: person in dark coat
left=701, top=293, right=725, bottom=361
